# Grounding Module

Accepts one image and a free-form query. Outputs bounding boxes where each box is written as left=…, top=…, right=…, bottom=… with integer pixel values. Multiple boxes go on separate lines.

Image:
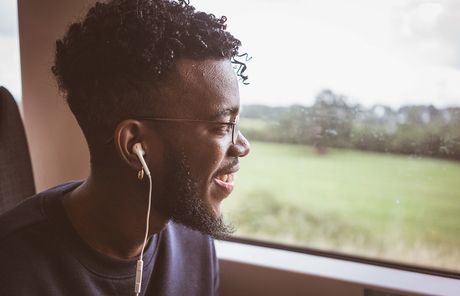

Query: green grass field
left=222, top=141, right=460, bottom=272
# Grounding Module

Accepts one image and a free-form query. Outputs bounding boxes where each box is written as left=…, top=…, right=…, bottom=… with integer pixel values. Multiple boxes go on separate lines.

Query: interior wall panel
left=19, top=0, right=91, bottom=191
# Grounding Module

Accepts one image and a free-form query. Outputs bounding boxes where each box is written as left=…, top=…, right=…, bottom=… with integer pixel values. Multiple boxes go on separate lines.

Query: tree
left=309, top=89, right=355, bottom=153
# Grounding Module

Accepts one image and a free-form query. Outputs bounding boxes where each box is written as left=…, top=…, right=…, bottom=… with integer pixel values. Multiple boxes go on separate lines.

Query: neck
left=63, top=166, right=169, bottom=260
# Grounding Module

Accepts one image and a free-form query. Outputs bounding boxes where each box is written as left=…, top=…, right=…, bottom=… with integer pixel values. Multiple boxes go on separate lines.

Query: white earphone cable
left=134, top=171, right=152, bottom=296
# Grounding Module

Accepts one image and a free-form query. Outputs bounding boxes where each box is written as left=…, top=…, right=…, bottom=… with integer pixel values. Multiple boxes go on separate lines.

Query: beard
left=152, top=146, right=234, bottom=239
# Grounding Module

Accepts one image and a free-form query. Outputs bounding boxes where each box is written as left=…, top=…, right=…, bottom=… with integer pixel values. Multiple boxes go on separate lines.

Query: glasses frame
left=106, top=115, right=239, bottom=145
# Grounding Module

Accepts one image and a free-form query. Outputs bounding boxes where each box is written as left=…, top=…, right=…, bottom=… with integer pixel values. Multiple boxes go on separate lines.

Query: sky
left=194, top=0, right=460, bottom=108
left=1, top=0, right=459, bottom=108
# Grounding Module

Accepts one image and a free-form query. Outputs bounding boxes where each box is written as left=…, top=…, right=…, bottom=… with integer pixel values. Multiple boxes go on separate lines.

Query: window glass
left=0, top=0, right=21, bottom=103
left=195, top=0, right=460, bottom=273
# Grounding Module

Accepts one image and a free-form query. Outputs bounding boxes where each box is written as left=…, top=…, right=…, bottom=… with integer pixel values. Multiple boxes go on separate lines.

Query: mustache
left=215, top=158, right=239, bottom=176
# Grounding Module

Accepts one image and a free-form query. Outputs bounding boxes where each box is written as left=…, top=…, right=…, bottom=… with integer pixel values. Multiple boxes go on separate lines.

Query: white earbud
left=133, top=143, right=151, bottom=177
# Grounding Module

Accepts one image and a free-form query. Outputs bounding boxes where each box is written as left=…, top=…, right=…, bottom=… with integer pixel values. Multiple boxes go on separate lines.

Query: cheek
left=191, top=143, right=226, bottom=182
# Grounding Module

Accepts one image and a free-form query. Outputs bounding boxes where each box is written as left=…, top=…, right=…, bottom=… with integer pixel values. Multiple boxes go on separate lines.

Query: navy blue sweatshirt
left=0, top=182, right=219, bottom=295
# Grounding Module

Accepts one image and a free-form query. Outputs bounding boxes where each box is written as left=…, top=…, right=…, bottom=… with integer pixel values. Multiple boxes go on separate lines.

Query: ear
left=114, top=119, right=151, bottom=171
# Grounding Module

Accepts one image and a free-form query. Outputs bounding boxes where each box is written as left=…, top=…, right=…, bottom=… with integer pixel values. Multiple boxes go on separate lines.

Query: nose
left=229, top=131, right=250, bottom=157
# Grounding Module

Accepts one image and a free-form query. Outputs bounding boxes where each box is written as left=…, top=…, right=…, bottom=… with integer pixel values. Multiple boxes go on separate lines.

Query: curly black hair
left=52, top=0, right=248, bottom=151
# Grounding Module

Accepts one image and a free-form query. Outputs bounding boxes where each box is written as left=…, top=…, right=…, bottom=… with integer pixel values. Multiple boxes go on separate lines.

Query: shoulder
left=0, top=182, right=82, bottom=294
left=0, top=193, right=46, bottom=242
left=0, top=181, right=79, bottom=243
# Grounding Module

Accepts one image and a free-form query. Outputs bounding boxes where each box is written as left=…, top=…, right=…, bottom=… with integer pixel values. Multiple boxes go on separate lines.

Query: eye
left=213, top=124, right=232, bottom=135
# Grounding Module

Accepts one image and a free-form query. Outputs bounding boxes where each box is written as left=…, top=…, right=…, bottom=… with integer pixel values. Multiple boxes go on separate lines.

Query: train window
left=0, top=0, right=21, bottom=103
left=194, top=0, right=460, bottom=275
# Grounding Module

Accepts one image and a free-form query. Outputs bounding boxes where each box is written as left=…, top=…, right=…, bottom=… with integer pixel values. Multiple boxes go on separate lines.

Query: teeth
left=217, top=174, right=234, bottom=183
left=228, top=174, right=234, bottom=182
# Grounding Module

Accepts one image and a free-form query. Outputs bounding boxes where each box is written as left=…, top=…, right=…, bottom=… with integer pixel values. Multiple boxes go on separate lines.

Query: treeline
left=241, top=90, right=460, bottom=160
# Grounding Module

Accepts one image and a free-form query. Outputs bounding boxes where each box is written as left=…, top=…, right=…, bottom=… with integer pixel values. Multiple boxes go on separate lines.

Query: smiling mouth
left=213, top=173, right=235, bottom=194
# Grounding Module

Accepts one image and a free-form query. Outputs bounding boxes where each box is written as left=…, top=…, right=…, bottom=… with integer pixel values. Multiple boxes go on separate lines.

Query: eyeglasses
left=123, top=115, right=240, bottom=145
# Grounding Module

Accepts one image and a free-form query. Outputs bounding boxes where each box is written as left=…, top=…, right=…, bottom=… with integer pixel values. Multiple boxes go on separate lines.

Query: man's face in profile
left=149, top=59, right=250, bottom=239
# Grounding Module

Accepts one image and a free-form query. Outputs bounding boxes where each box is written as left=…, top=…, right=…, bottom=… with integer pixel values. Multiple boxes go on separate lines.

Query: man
left=0, top=0, right=250, bottom=295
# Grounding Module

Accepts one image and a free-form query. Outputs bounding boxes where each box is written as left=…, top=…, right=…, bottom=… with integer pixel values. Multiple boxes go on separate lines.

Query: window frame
left=222, top=236, right=460, bottom=280
left=216, top=239, right=460, bottom=295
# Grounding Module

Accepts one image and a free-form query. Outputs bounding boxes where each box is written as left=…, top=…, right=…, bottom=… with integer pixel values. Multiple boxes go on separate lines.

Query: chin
left=209, top=200, right=222, bottom=218
left=207, top=184, right=230, bottom=218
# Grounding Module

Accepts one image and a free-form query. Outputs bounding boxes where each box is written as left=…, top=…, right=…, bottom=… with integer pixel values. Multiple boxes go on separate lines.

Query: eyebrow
left=210, top=107, right=239, bottom=120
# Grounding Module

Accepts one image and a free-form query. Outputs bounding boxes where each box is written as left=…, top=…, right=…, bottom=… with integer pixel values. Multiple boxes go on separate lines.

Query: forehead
left=161, top=59, right=240, bottom=119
